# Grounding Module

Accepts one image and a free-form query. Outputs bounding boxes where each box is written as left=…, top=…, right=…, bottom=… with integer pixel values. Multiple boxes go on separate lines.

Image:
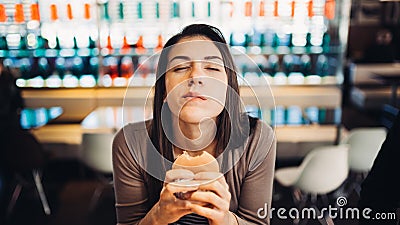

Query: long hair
left=145, top=24, right=252, bottom=205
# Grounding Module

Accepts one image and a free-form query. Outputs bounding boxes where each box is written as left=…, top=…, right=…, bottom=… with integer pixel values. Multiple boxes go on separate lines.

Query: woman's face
left=164, top=36, right=228, bottom=124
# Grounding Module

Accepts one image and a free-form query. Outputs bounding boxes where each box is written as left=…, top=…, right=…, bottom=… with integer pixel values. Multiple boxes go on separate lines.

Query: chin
left=178, top=111, right=212, bottom=124
left=179, top=107, right=221, bottom=123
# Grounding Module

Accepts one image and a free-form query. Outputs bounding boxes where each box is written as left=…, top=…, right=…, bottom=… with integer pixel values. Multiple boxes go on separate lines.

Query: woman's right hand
left=153, top=185, right=195, bottom=224
left=151, top=169, right=198, bottom=224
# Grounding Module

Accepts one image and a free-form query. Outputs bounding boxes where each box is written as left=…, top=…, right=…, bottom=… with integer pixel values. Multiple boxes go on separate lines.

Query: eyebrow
left=204, top=56, right=223, bottom=61
left=169, top=55, right=191, bottom=63
left=169, top=55, right=223, bottom=64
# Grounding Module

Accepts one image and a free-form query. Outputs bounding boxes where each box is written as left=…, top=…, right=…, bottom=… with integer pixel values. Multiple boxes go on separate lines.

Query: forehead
left=167, top=37, right=223, bottom=61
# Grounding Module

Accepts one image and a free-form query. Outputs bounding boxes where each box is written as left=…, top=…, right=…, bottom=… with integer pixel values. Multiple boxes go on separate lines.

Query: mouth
left=182, top=92, right=207, bottom=101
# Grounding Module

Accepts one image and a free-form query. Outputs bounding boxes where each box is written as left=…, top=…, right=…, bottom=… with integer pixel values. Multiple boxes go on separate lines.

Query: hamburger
left=168, top=150, right=220, bottom=200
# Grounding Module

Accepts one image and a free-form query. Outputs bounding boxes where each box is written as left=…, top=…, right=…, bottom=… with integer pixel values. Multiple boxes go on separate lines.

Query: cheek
left=165, top=76, right=181, bottom=98
left=203, top=77, right=228, bottom=106
left=210, top=101, right=225, bottom=115
left=165, top=78, right=173, bottom=95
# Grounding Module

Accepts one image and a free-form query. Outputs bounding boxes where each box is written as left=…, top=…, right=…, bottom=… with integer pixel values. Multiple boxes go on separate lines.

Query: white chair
left=275, top=145, right=349, bottom=225
left=341, top=127, right=387, bottom=173
left=81, top=133, right=114, bottom=210
left=340, top=127, right=387, bottom=195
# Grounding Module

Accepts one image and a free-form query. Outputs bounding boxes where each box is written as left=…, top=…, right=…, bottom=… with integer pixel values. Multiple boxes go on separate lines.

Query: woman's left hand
left=188, top=173, right=237, bottom=225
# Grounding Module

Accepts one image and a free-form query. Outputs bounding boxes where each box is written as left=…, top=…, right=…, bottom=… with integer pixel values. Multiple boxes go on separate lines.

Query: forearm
left=137, top=203, right=167, bottom=225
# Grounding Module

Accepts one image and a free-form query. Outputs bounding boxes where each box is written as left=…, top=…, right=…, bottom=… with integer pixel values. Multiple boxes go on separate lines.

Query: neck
left=170, top=115, right=217, bottom=153
left=174, top=140, right=217, bottom=158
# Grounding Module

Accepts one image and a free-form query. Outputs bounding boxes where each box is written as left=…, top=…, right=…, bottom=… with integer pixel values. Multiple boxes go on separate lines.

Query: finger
left=198, top=180, right=231, bottom=201
left=160, top=186, right=194, bottom=204
left=159, top=190, right=194, bottom=209
left=189, top=190, right=230, bottom=211
left=166, top=181, right=199, bottom=194
left=217, top=177, right=229, bottom=190
left=176, top=209, right=194, bottom=217
left=195, top=172, right=229, bottom=191
left=189, top=203, right=224, bottom=221
left=194, top=172, right=222, bottom=181
left=160, top=186, right=175, bottom=201
left=215, top=175, right=229, bottom=190
left=171, top=199, right=194, bottom=210
left=165, top=169, right=194, bottom=183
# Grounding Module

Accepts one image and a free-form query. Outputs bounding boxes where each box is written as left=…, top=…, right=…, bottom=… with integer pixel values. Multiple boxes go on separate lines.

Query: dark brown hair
left=145, top=24, right=254, bottom=205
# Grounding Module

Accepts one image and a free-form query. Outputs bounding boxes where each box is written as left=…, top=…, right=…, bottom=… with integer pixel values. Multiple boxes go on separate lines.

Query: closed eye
left=173, top=66, right=190, bottom=72
left=206, top=67, right=220, bottom=71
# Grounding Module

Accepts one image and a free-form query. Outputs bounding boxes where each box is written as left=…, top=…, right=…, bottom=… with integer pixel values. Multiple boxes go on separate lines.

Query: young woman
left=112, top=24, right=276, bottom=225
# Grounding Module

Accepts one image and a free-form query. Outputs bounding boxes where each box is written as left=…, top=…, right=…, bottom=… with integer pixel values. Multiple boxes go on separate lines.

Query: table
left=20, top=107, right=63, bottom=129
left=81, top=106, right=152, bottom=133
left=371, top=73, right=400, bottom=106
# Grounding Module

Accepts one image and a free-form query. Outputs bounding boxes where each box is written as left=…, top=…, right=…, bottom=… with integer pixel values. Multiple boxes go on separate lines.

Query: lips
left=182, top=92, right=207, bottom=100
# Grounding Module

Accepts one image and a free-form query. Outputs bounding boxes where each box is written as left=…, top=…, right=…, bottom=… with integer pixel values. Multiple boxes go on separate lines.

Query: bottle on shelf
left=271, top=105, right=286, bottom=126
left=111, top=56, right=133, bottom=87
left=26, top=1, right=42, bottom=50
left=267, top=54, right=280, bottom=75
left=316, top=54, right=329, bottom=76
left=0, top=34, right=8, bottom=50
left=79, top=74, right=96, bottom=88
left=309, top=0, right=326, bottom=47
left=243, top=72, right=260, bottom=86
left=27, top=76, right=45, bottom=88
left=305, top=106, right=319, bottom=124
left=273, top=72, right=287, bottom=85
left=46, top=71, right=62, bottom=88
left=38, top=57, right=51, bottom=78
left=18, top=58, right=32, bottom=80
left=318, top=107, right=327, bottom=124
left=300, top=54, right=312, bottom=75
left=55, top=57, right=66, bottom=79
left=301, top=54, right=321, bottom=85
left=120, top=56, right=134, bottom=79
left=71, top=57, right=84, bottom=78
left=288, top=72, right=305, bottom=85
left=286, top=55, right=305, bottom=85
left=40, top=2, right=59, bottom=49
left=282, top=54, right=294, bottom=74
left=15, top=58, right=32, bottom=87
left=89, top=57, right=99, bottom=82
left=286, top=105, right=303, bottom=125
left=0, top=4, right=6, bottom=23
left=62, top=71, right=79, bottom=88
left=100, top=56, right=122, bottom=87
left=261, top=106, right=272, bottom=125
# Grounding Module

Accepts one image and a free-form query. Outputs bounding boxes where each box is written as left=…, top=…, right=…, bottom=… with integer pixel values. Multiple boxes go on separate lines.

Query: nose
left=188, top=63, right=205, bottom=87
left=188, top=77, right=204, bottom=87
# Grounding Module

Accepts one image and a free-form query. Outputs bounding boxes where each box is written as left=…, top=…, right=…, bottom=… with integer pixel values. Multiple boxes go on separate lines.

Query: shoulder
left=247, top=118, right=276, bottom=171
left=253, top=118, right=274, bottom=140
left=248, top=117, right=275, bottom=149
left=112, top=120, right=153, bottom=171
left=113, top=120, right=152, bottom=160
left=113, top=120, right=151, bottom=145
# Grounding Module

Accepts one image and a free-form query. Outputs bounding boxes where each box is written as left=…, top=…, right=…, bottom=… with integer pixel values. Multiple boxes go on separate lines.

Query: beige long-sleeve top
left=112, top=119, right=276, bottom=225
